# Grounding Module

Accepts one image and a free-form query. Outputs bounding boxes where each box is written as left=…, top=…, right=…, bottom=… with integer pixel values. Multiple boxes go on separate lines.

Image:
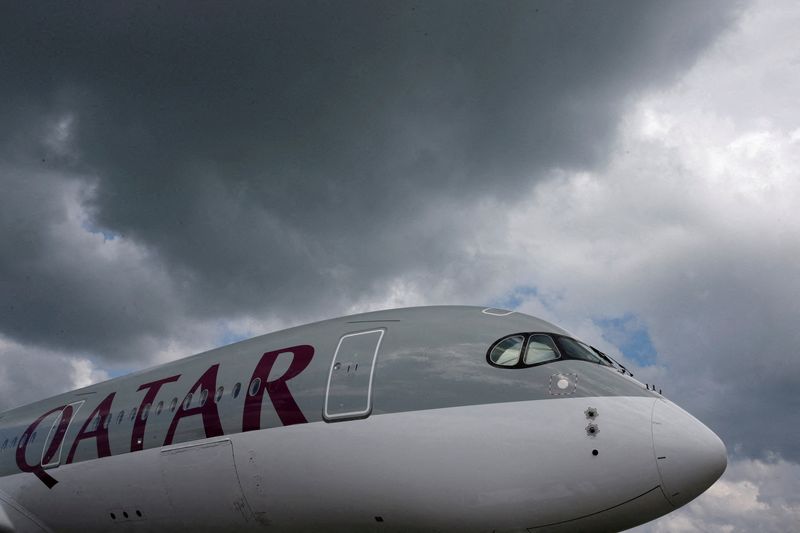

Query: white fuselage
left=1, top=396, right=723, bottom=532
left=0, top=306, right=726, bottom=532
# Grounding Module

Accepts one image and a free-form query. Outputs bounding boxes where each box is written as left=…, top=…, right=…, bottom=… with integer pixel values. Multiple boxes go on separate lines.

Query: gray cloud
left=631, top=457, right=800, bottom=532
left=0, top=1, right=740, bottom=362
left=0, top=165, right=181, bottom=359
left=0, top=335, right=109, bottom=409
left=502, top=116, right=800, bottom=464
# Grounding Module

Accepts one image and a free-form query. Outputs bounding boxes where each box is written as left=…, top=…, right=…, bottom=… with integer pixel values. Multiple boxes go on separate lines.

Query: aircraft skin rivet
left=586, top=423, right=599, bottom=437
left=585, top=407, right=598, bottom=419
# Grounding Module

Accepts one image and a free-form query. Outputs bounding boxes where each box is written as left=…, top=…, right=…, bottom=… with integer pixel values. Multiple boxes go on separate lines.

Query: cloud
left=0, top=335, right=107, bottom=409
left=0, top=164, right=182, bottom=362
left=630, top=457, right=800, bottom=533
left=0, top=1, right=739, bottom=366
left=487, top=0, right=800, bottom=463
left=69, top=358, right=110, bottom=391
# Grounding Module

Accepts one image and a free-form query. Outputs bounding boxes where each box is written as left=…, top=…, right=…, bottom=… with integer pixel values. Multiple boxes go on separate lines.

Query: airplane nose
left=652, top=399, right=727, bottom=508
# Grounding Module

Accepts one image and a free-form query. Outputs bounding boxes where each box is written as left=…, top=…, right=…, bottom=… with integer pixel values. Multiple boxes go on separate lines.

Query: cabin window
left=31, top=431, right=37, bottom=443
left=215, top=386, right=224, bottom=403
left=91, top=417, right=100, bottom=431
left=117, top=411, right=125, bottom=424
left=19, top=434, right=28, bottom=448
left=130, top=407, right=137, bottom=421
left=524, top=334, right=560, bottom=365
left=183, top=393, right=193, bottom=409
left=2, top=438, right=7, bottom=449
left=249, top=378, right=262, bottom=397
left=141, top=404, right=151, bottom=421
left=199, top=389, right=208, bottom=406
left=155, top=401, right=164, bottom=416
left=169, top=398, right=178, bottom=412
left=11, top=437, right=17, bottom=448
left=232, top=382, right=242, bottom=399
left=103, top=414, right=111, bottom=429
left=489, top=335, right=525, bottom=366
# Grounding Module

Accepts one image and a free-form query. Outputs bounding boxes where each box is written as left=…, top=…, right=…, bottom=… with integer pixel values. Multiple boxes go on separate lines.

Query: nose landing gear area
left=652, top=400, right=727, bottom=509
left=527, top=396, right=726, bottom=532
left=525, top=485, right=668, bottom=532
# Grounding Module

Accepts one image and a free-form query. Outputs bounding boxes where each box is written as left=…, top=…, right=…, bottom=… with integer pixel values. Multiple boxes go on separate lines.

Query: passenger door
left=323, top=329, right=384, bottom=421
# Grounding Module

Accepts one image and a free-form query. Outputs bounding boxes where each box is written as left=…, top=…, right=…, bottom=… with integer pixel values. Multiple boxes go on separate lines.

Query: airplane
left=0, top=305, right=726, bottom=532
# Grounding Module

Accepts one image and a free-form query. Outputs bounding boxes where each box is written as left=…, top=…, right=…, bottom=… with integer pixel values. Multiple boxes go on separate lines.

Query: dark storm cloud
left=0, top=1, right=741, bottom=359
left=0, top=168, right=180, bottom=357
left=643, top=252, right=800, bottom=463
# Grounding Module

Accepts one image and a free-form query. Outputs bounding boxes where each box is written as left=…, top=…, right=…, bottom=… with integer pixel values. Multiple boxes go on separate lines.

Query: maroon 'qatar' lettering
left=66, top=393, right=116, bottom=464
left=16, top=405, right=69, bottom=489
left=243, top=344, right=314, bottom=431
left=131, top=375, right=180, bottom=452
left=163, top=364, right=224, bottom=445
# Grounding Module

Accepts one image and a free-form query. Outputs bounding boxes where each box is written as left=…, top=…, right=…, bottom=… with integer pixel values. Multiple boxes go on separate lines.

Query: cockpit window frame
left=487, top=334, right=527, bottom=367
left=486, top=332, right=612, bottom=369
left=524, top=334, right=561, bottom=365
left=486, top=332, right=563, bottom=369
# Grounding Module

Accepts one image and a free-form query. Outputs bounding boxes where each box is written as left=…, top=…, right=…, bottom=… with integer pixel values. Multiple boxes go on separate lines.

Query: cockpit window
left=489, top=335, right=525, bottom=366
left=554, top=336, right=606, bottom=365
left=488, top=332, right=610, bottom=369
left=524, top=334, right=560, bottom=365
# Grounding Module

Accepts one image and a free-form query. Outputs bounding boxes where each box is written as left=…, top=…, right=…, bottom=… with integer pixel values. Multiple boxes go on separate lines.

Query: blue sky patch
left=81, top=220, right=120, bottom=241
left=217, top=325, right=252, bottom=347
left=106, top=365, right=138, bottom=379
left=594, top=314, right=658, bottom=366
left=489, top=286, right=540, bottom=310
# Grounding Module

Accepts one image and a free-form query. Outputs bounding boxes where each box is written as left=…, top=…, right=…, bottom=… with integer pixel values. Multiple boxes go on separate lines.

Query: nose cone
left=652, top=400, right=727, bottom=508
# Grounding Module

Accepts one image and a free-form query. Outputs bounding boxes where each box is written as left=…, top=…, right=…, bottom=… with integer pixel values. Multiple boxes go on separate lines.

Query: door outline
left=160, top=437, right=254, bottom=525
left=40, top=400, right=84, bottom=469
left=323, top=329, right=384, bottom=421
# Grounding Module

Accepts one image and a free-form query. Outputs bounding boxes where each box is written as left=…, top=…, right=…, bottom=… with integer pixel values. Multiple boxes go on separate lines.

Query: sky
left=1, top=1, right=798, bottom=530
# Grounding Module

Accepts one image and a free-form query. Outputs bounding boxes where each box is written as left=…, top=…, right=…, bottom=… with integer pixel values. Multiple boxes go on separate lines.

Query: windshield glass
left=555, top=336, right=608, bottom=365
left=489, top=335, right=524, bottom=366
left=524, top=334, right=560, bottom=365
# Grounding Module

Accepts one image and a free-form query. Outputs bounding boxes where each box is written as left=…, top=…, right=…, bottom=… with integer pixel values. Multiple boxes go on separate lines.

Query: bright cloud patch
left=69, top=358, right=110, bottom=390
left=0, top=335, right=106, bottom=409
left=631, top=457, right=800, bottom=533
